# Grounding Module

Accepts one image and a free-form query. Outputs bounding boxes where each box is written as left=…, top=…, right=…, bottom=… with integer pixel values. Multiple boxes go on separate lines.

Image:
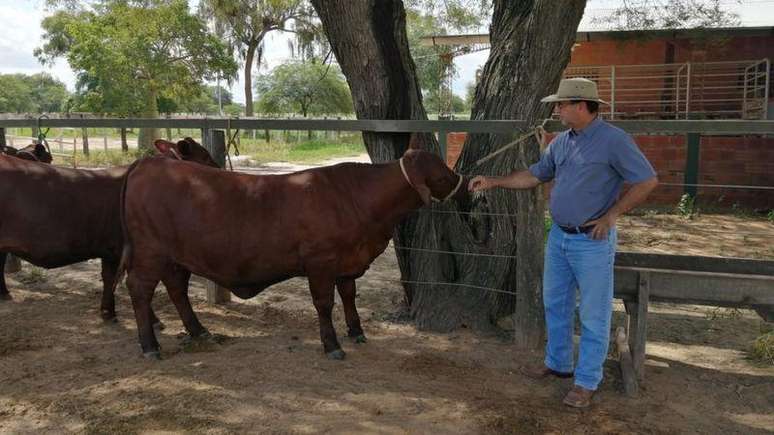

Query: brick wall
left=443, top=132, right=774, bottom=210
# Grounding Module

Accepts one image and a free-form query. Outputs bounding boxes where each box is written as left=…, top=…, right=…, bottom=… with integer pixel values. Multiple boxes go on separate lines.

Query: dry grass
left=751, top=332, right=774, bottom=365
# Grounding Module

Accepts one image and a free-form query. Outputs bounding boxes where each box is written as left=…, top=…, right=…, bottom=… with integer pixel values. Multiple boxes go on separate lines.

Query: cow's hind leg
left=336, top=278, right=366, bottom=343
left=100, top=258, right=118, bottom=322
left=161, top=265, right=209, bottom=341
left=102, top=258, right=164, bottom=329
left=309, top=271, right=344, bottom=360
left=126, top=272, right=162, bottom=359
left=0, top=252, right=10, bottom=301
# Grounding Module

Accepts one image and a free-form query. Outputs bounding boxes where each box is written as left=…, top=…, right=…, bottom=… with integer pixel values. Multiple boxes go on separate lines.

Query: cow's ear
left=177, top=138, right=194, bottom=157
left=153, top=139, right=176, bottom=155
left=34, top=143, right=52, bottom=163
left=34, top=143, right=47, bottom=156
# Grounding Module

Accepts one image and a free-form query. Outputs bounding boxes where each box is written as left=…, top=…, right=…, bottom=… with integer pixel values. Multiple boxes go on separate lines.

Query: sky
left=2, top=0, right=774, bottom=105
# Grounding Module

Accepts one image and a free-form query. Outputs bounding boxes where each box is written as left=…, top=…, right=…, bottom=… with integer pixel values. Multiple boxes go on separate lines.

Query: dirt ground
left=2, top=156, right=773, bottom=433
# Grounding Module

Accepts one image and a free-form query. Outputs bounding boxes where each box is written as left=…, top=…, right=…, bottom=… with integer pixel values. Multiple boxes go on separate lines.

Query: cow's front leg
left=308, top=272, right=344, bottom=360
left=336, top=278, right=366, bottom=343
left=161, top=265, right=209, bottom=339
left=126, top=273, right=162, bottom=359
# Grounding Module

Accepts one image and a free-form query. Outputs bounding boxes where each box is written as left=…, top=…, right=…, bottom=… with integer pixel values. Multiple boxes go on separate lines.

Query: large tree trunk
left=138, top=87, right=160, bottom=152
left=244, top=42, right=257, bottom=117
left=312, top=0, right=585, bottom=348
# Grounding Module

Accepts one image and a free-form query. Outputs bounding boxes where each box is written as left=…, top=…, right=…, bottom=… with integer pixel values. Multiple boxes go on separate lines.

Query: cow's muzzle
left=431, top=173, right=464, bottom=203
left=399, top=157, right=463, bottom=203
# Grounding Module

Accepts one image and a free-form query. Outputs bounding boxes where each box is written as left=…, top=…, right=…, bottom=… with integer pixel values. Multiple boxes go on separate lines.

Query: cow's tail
left=111, top=159, right=143, bottom=297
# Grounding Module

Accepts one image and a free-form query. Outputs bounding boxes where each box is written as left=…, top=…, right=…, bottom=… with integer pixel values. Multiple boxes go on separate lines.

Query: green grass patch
left=55, top=148, right=147, bottom=168
left=241, top=135, right=365, bottom=164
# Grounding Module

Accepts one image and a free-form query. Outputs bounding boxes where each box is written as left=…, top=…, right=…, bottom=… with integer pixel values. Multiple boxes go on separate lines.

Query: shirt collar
left=570, top=117, right=603, bottom=138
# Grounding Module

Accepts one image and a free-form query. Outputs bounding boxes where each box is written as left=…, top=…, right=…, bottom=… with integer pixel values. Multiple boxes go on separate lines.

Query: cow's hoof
left=100, top=309, right=117, bottom=322
left=351, top=334, right=367, bottom=344
left=326, top=349, right=346, bottom=360
left=182, top=331, right=212, bottom=344
left=143, top=351, right=161, bottom=360
left=0, top=293, right=12, bottom=301
left=181, top=331, right=219, bottom=353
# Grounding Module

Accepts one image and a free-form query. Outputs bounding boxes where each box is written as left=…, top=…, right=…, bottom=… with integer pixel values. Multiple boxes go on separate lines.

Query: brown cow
left=1, top=142, right=53, bottom=163
left=115, top=148, right=468, bottom=360
left=0, top=138, right=218, bottom=327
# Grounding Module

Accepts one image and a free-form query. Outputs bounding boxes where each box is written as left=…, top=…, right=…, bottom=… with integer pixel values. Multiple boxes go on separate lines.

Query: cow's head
left=154, top=137, right=220, bottom=168
left=1, top=143, right=53, bottom=164
left=399, top=149, right=468, bottom=205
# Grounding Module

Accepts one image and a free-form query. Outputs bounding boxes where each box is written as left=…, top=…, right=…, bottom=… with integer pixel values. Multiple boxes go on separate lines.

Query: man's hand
left=582, top=212, right=617, bottom=240
left=583, top=176, right=658, bottom=240
left=468, top=176, right=498, bottom=192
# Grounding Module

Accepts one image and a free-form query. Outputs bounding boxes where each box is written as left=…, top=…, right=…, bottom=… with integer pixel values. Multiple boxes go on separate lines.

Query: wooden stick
left=615, top=326, right=639, bottom=397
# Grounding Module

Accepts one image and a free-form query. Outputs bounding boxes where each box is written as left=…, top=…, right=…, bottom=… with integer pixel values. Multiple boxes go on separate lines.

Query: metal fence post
left=610, top=65, right=616, bottom=120
left=684, top=133, right=701, bottom=198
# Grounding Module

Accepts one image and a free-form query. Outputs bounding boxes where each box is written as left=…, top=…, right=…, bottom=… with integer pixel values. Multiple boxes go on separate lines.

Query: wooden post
left=81, top=127, right=90, bottom=156
left=103, top=135, right=108, bottom=152
left=615, top=327, right=638, bottom=397
left=438, top=129, right=448, bottom=162
left=624, top=271, right=650, bottom=381
left=0, top=127, right=6, bottom=150
left=57, top=132, right=64, bottom=152
left=120, top=128, right=128, bottom=152
left=201, top=128, right=231, bottom=304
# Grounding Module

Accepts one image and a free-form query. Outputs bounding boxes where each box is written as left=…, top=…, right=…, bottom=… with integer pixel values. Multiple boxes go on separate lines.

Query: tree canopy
left=595, top=0, right=740, bottom=30
left=404, top=1, right=490, bottom=114
left=0, top=73, right=69, bottom=113
left=36, top=0, right=237, bottom=147
left=254, top=61, right=353, bottom=116
left=198, top=0, right=314, bottom=116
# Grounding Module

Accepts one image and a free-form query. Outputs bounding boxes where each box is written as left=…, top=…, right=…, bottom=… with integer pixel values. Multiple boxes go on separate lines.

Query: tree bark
left=120, top=128, right=128, bottom=152
left=312, top=0, right=585, bottom=348
left=138, top=87, right=160, bottom=152
left=244, top=42, right=257, bottom=117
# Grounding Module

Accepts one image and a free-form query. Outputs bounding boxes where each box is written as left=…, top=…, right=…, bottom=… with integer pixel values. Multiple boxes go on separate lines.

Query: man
left=469, top=78, right=658, bottom=408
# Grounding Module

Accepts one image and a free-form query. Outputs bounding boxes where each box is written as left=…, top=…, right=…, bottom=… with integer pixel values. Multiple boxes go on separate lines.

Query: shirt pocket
left=574, top=158, right=611, bottom=191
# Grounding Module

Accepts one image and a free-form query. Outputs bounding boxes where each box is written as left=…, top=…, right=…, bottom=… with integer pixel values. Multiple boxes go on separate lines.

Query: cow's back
left=0, top=155, right=126, bottom=266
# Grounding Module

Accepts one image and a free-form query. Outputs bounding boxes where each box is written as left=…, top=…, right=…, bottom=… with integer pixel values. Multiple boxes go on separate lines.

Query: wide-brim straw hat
left=540, top=77, right=609, bottom=105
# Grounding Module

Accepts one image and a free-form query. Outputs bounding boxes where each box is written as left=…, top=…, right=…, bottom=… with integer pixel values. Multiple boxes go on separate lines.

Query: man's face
left=554, top=101, right=582, bottom=127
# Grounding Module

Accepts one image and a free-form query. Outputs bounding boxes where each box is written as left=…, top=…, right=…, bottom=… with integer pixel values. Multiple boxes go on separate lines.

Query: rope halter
left=399, top=157, right=464, bottom=203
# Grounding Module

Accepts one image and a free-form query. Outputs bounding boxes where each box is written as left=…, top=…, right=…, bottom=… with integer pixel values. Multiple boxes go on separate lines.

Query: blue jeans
left=543, top=223, right=617, bottom=391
